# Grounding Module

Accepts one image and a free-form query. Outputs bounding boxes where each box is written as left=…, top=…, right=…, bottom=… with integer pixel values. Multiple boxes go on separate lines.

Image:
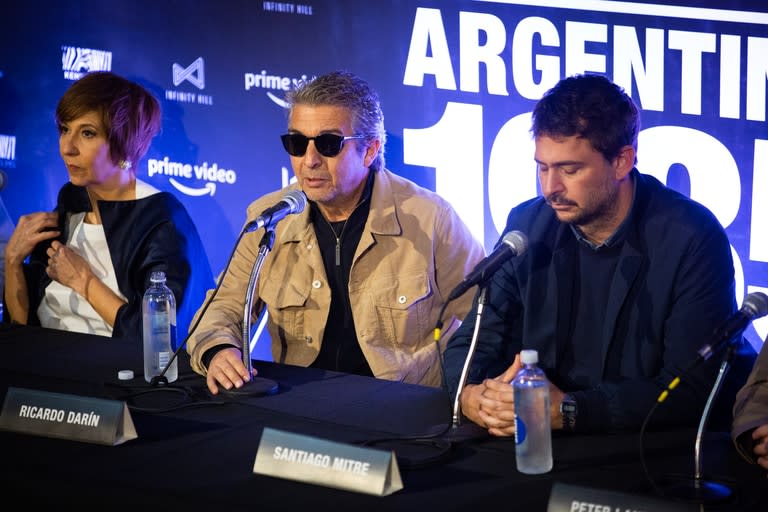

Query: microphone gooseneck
left=639, top=290, right=768, bottom=504
left=364, top=230, right=531, bottom=466
left=446, top=230, right=528, bottom=427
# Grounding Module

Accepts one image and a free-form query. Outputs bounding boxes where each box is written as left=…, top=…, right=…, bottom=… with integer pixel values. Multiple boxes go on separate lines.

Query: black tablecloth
left=1, top=324, right=765, bottom=511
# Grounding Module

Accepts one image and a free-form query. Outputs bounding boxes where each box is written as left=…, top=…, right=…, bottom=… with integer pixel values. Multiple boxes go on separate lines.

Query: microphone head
left=283, top=189, right=307, bottom=214
left=743, top=291, right=768, bottom=320
left=500, top=230, right=528, bottom=256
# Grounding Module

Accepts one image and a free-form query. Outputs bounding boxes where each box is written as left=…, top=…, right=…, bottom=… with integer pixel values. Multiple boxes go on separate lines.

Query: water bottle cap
left=118, top=370, right=134, bottom=380
left=520, top=349, right=538, bottom=364
left=150, top=271, right=166, bottom=283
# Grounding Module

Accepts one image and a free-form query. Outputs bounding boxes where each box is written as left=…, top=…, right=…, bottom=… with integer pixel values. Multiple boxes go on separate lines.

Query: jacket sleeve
left=732, top=342, right=768, bottom=463
left=432, top=204, right=486, bottom=347
left=111, top=218, right=208, bottom=340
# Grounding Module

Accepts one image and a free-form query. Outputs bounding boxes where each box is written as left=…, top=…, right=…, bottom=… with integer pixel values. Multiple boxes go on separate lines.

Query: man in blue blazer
left=444, top=73, right=755, bottom=435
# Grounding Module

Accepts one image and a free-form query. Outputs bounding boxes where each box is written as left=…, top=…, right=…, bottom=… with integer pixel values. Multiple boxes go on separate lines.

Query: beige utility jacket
left=187, top=169, right=485, bottom=387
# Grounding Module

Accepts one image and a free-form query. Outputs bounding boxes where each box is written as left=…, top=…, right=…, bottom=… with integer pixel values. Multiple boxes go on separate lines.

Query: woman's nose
left=60, top=134, right=77, bottom=155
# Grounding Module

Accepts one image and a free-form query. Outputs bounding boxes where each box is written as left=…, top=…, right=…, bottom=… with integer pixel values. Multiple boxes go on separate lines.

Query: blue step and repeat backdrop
left=1, top=0, right=767, bottom=357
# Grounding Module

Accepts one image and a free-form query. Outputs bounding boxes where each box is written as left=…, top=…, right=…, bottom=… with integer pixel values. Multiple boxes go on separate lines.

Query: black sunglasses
left=281, top=133, right=365, bottom=157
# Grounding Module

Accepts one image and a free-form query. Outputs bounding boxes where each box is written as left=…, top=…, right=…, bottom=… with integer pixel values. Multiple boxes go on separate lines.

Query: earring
left=119, top=160, right=132, bottom=170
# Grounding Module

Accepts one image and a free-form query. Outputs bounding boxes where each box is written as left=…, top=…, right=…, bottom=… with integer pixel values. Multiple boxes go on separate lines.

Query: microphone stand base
left=658, top=475, right=733, bottom=504
left=216, top=377, right=279, bottom=397
left=443, top=421, right=488, bottom=443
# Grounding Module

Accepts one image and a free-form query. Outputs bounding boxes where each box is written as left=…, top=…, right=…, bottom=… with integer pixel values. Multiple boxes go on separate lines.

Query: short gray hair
left=285, top=70, right=386, bottom=171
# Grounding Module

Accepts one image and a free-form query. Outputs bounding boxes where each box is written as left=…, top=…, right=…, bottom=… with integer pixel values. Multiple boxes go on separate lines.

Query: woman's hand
left=5, top=212, right=59, bottom=266
left=46, top=240, right=94, bottom=299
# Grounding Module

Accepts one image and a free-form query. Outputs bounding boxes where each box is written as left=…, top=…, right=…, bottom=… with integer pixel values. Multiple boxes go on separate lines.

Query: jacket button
left=312, top=280, right=322, bottom=289
left=398, top=295, right=407, bottom=304
left=305, top=336, right=313, bottom=344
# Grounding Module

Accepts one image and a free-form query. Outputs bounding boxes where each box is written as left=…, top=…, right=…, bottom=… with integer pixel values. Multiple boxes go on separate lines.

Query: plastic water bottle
left=513, top=349, right=553, bottom=474
left=142, top=271, right=178, bottom=383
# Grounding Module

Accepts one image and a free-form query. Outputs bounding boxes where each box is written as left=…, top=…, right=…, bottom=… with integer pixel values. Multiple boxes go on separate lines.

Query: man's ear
left=614, top=145, right=636, bottom=179
left=363, top=138, right=381, bottom=168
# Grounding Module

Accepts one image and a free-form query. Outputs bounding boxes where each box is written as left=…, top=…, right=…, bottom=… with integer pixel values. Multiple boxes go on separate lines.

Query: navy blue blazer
left=20, top=183, right=214, bottom=343
left=444, top=169, right=755, bottom=432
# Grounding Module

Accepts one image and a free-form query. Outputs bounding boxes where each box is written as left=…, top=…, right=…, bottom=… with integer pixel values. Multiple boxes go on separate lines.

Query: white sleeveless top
left=37, top=180, right=160, bottom=336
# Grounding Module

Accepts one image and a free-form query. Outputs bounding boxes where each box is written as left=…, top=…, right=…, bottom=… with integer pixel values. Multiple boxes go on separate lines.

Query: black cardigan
left=18, top=183, right=213, bottom=341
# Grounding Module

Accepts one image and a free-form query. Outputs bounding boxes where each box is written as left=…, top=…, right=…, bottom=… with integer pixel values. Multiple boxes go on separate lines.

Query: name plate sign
left=253, top=427, right=403, bottom=496
left=548, top=482, right=697, bottom=512
left=0, top=387, right=137, bottom=446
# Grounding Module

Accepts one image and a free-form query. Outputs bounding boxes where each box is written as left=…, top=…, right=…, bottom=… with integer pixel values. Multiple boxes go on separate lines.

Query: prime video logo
left=61, top=46, right=112, bottom=80
left=147, top=157, right=236, bottom=197
left=244, top=70, right=313, bottom=107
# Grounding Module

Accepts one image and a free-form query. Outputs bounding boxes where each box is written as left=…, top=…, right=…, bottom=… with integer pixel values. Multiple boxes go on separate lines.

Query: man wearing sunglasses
left=187, top=71, right=485, bottom=395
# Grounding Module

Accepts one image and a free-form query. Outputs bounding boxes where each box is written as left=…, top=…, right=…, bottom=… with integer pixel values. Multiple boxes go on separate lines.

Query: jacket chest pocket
left=371, top=272, right=433, bottom=348
left=260, top=274, right=312, bottom=342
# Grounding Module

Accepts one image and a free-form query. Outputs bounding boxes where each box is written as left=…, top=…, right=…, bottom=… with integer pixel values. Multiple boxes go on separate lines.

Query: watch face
left=560, top=395, right=577, bottom=412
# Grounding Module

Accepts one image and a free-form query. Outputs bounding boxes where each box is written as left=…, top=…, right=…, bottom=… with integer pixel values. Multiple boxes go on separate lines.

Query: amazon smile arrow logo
left=169, top=178, right=216, bottom=196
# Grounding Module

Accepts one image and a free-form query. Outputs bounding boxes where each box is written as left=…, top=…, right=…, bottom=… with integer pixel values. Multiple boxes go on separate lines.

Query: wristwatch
left=560, top=393, right=577, bottom=431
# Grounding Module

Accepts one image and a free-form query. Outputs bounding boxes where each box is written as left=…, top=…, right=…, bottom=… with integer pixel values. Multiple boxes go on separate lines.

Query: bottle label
left=158, top=351, right=170, bottom=371
left=151, top=312, right=170, bottom=350
left=514, top=416, right=527, bottom=445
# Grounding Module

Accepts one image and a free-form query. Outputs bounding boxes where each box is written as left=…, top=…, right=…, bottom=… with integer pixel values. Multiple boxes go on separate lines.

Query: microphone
left=697, top=291, right=768, bottom=361
left=655, top=290, right=768, bottom=402
left=648, top=290, right=768, bottom=503
left=244, top=189, right=306, bottom=232
left=447, top=230, right=528, bottom=301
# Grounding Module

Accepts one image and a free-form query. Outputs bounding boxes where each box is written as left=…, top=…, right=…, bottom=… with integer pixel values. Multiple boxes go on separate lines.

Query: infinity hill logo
left=165, top=57, right=212, bottom=106
left=173, top=57, right=205, bottom=89
left=61, top=45, right=112, bottom=80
